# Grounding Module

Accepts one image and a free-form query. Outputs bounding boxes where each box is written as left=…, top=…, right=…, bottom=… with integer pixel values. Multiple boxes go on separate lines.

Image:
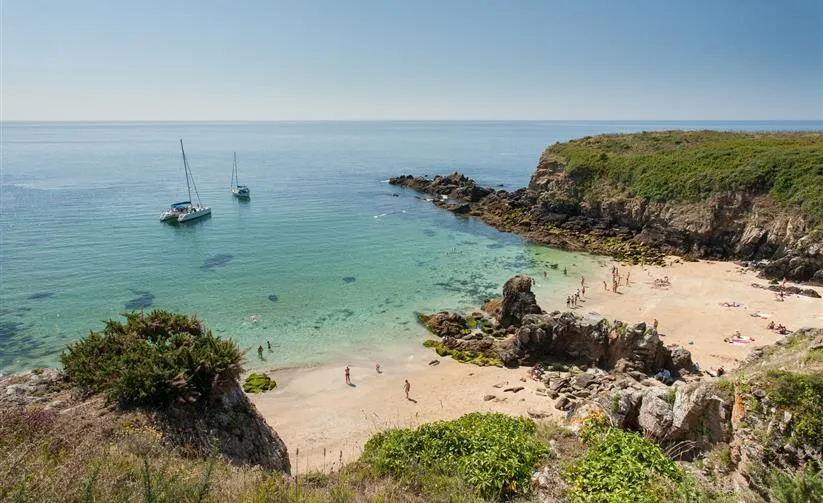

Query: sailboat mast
left=180, top=139, right=193, bottom=203
left=234, top=152, right=239, bottom=186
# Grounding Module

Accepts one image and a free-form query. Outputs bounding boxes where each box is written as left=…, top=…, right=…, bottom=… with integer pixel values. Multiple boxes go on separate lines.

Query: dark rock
left=499, top=275, right=543, bottom=328
left=267, top=294, right=279, bottom=302
left=483, top=394, right=495, bottom=401
left=201, top=254, right=233, bottom=271
left=342, top=276, right=357, bottom=283
left=503, top=386, right=524, bottom=393
left=554, top=396, right=570, bottom=410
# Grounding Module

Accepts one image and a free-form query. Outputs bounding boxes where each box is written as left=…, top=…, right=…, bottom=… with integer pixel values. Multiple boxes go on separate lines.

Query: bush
left=764, top=370, right=823, bottom=446
left=362, top=412, right=547, bottom=499
left=563, top=422, right=696, bottom=502
left=769, top=464, right=823, bottom=503
left=243, top=373, right=277, bottom=393
left=60, top=310, right=244, bottom=407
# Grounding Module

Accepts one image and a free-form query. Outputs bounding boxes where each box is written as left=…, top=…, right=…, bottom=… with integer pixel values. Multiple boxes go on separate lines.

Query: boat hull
left=177, top=207, right=212, bottom=222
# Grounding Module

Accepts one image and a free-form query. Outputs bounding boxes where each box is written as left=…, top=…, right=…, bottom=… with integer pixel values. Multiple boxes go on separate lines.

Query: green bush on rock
left=362, top=412, right=547, bottom=499
left=60, top=310, right=243, bottom=407
left=243, top=373, right=277, bottom=393
left=563, top=422, right=696, bottom=502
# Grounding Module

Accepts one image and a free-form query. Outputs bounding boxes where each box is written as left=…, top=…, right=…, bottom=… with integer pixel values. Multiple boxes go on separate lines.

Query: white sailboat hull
left=177, top=206, right=211, bottom=222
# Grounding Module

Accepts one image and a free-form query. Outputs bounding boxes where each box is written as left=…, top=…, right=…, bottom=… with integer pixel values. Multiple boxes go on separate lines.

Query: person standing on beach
left=404, top=379, right=411, bottom=399
left=626, top=271, right=630, bottom=285
left=257, top=345, right=264, bottom=358
left=603, top=280, right=608, bottom=292
left=345, top=366, right=351, bottom=385
left=376, top=363, right=381, bottom=374
left=563, top=267, right=567, bottom=275
left=653, top=319, right=659, bottom=331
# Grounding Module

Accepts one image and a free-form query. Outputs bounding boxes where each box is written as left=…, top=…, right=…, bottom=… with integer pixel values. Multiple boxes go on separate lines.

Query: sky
left=1, top=0, right=821, bottom=121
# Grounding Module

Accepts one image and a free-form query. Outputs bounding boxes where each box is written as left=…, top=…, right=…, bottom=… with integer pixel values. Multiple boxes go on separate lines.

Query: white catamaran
left=160, top=140, right=212, bottom=223
left=230, top=152, right=250, bottom=199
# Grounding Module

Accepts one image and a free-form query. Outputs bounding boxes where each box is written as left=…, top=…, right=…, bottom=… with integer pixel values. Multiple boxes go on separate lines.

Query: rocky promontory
left=391, top=131, right=823, bottom=282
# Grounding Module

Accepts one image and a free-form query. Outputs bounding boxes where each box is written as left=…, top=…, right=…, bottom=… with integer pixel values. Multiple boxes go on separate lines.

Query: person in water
left=257, top=345, right=264, bottom=358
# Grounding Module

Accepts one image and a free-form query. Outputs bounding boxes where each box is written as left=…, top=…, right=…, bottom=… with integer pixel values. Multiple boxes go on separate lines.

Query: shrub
left=362, top=412, right=547, bottom=499
left=769, top=464, right=823, bottom=503
left=243, top=373, right=277, bottom=393
left=60, top=310, right=244, bottom=407
left=563, top=422, right=696, bottom=502
left=764, top=370, right=823, bottom=446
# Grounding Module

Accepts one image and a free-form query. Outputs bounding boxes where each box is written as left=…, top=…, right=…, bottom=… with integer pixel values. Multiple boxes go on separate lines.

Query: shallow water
left=1, top=120, right=819, bottom=374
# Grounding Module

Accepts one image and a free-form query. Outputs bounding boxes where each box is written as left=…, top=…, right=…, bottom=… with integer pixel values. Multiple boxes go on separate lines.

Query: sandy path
left=250, top=259, right=823, bottom=472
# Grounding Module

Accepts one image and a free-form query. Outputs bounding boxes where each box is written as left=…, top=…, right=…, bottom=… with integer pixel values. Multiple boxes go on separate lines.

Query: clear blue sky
left=2, top=0, right=821, bottom=120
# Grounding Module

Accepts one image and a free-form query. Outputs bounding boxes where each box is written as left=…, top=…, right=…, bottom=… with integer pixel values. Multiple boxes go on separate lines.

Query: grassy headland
left=543, top=131, right=823, bottom=225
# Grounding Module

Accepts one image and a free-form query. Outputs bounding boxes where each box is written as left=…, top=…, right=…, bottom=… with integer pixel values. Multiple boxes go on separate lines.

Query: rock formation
left=0, top=368, right=291, bottom=473
left=390, top=164, right=823, bottom=283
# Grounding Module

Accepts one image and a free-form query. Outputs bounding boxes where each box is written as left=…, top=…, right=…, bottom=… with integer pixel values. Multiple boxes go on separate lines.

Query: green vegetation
left=769, top=464, right=823, bottom=503
left=423, top=339, right=503, bottom=367
left=563, top=422, right=697, bottom=502
left=545, top=131, right=823, bottom=225
left=763, top=370, right=823, bottom=446
left=60, top=310, right=244, bottom=407
left=243, top=373, right=277, bottom=393
left=361, top=412, right=547, bottom=500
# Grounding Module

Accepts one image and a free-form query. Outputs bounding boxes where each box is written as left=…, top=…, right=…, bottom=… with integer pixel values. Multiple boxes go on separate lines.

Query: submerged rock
left=201, top=254, right=234, bottom=271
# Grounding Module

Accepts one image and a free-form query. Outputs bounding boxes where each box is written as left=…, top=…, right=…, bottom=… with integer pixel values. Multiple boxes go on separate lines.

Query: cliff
left=390, top=131, right=823, bottom=282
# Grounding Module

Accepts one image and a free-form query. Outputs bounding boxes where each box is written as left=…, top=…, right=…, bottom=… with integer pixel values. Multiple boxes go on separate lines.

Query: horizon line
left=2, top=118, right=821, bottom=124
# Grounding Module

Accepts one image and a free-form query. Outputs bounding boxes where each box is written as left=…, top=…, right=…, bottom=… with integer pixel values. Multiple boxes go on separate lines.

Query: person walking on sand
left=581, top=276, right=585, bottom=287
left=345, top=366, right=351, bottom=385
left=603, top=280, right=608, bottom=292
left=626, top=271, right=630, bottom=285
left=404, top=379, right=411, bottom=399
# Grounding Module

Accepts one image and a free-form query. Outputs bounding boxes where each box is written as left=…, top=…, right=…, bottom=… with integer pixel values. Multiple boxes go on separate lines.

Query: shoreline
left=248, top=257, right=823, bottom=472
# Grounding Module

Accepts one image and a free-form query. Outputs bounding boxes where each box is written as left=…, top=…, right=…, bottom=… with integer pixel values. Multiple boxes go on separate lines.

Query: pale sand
left=250, top=259, right=823, bottom=472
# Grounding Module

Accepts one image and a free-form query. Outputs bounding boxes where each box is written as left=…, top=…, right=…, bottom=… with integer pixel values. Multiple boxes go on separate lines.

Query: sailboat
left=160, top=140, right=212, bottom=223
left=230, top=152, right=250, bottom=199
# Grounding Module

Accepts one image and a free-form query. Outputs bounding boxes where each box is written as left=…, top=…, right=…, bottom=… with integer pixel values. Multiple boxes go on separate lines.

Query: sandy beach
left=249, top=258, right=823, bottom=472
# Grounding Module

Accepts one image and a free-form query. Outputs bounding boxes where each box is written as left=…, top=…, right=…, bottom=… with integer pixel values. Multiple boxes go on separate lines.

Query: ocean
left=1, top=120, right=820, bottom=375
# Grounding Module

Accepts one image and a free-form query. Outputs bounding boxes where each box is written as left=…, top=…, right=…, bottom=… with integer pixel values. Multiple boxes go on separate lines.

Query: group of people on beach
left=565, top=276, right=586, bottom=308
left=608, top=265, right=629, bottom=293
left=345, top=364, right=412, bottom=400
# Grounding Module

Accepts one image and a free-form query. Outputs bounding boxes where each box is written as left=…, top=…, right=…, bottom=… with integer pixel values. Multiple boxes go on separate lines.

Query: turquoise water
left=1, top=121, right=820, bottom=374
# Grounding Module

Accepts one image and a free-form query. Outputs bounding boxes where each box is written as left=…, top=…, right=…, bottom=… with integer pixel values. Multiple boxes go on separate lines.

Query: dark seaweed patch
left=267, top=294, right=279, bottom=302
left=486, top=243, right=505, bottom=249
left=27, top=292, right=54, bottom=300
left=125, top=290, right=155, bottom=310
left=0, top=320, right=28, bottom=342
left=422, top=229, right=436, bottom=237
left=201, top=254, right=234, bottom=271
left=342, top=277, right=356, bottom=283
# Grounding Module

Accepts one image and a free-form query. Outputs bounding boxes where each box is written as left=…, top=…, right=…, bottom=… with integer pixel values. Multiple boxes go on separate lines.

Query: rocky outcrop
left=422, top=275, right=693, bottom=377
left=390, top=162, right=823, bottom=283
left=0, top=368, right=291, bottom=473
left=153, top=384, right=290, bottom=472
left=499, top=275, right=543, bottom=327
